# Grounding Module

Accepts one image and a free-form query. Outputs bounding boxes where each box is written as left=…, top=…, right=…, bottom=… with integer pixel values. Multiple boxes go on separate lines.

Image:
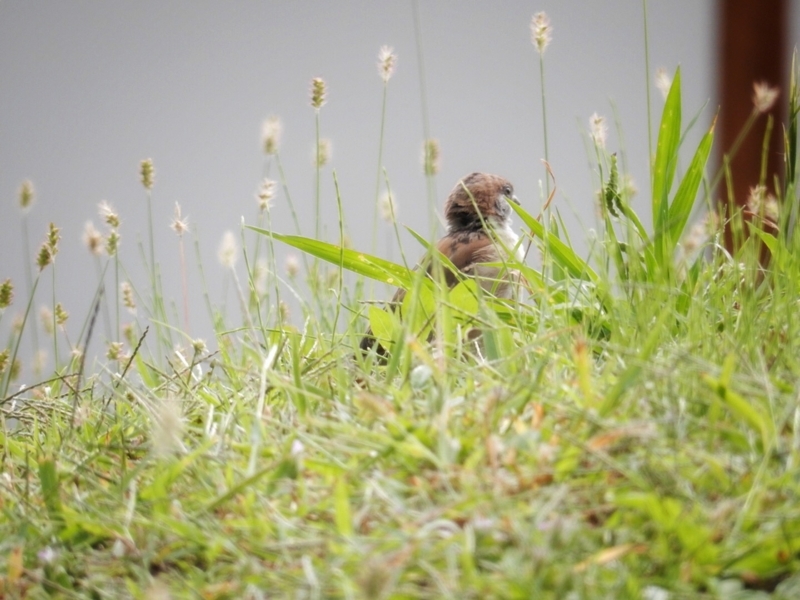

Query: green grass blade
left=249, top=227, right=414, bottom=289
left=368, top=305, right=398, bottom=347
left=652, top=67, right=682, bottom=251
left=38, top=454, right=64, bottom=529
left=508, top=201, right=598, bottom=283
left=334, top=476, right=354, bottom=537
left=666, top=117, right=716, bottom=251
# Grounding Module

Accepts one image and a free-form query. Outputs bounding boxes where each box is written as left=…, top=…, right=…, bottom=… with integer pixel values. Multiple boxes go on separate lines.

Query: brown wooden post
left=717, top=0, right=788, bottom=250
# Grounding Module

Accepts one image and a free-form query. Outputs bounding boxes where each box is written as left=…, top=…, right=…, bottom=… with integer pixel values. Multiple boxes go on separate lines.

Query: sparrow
left=360, top=172, right=523, bottom=355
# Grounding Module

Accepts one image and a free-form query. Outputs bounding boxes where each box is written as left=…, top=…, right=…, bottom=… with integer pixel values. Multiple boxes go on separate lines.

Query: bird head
left=444, top=172, right=518, bottom=232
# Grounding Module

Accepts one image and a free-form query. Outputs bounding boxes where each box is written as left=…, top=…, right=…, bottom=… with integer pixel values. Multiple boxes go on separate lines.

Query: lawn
left=2, top=22, right=800, bottom=600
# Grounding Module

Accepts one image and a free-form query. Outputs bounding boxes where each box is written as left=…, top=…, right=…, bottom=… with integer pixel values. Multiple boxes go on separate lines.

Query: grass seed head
left=170, top=202, right=189, bottom=236
left=121, top=282, right=136, bottom=315
left=218, top=231, right=238, bottom=268
left=18, top=180, right=35, bottom=212
left=422, top=138, right=441, bottom=176
left=262, top=115, right=282, bottom=155
left=378, top=46, right=397, bottom=83
left=122, top=323, right=136, bottom=347
left=257, top=178, right=276, bottom=212
left=40, top=306, right=54, bottom=335
left=531, top=12, right=552, bottom=55
left=46, top=223, right=60, bottom=256
left=590, top=112, right=607, bottom=149
left=106, top=230, right=120, bottom=256
left=99, top=201, right=120, bottom=229
left=191, top=338, right=207, bottom=355
left=151, top=398, right=185, bottom=458
left=752, top=81, right=779, bottom=114
left=655, top=67, right=672, bottom=100
left=310, top=77, right=327, bottom=110
left=0, top=279, right=13, bottom=309
left=285, top=254, right=300, bottom=278
left=378, top=191, right=397, bottom=223
left=278, top=300, right=290, bottom=321
left=83, top=221, right=104, bottom=256
left=106, top=341, right=124, bottom=362
left=140, top=158, right=155, bottom=190
left=36, top=243, right=54, bottom=271
left=55, top=303, right=68, bottom=327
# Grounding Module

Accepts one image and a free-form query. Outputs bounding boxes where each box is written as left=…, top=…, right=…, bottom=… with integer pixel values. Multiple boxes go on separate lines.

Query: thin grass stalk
left=372, top=82, right=390, bottom=255
left=240, top=229, right=269, bottom=351
left=1, top=276, right=40, bottom=398
left=275, top=154, right=312, bottom=285
left=710, top=110, right=760, bottom=193
left=192, top=228, right=218, bottom=337
left=251, top=161, right=275, bottom=270
left=20, top=214, right=40, bottom=362
left=93, top=254, right=112, bottom=341
left=274, top=154, right=302, bottom=236
left=144, top=189, right=171, bottom=353
left=314, top=112, right=322, bottom=240
left=146, top=189, right=156, bottom=297
left=232, top=226, right=256, bottom=340
left=412, top=0, right=437, bottom=219
left=643, top=0, right=653, bottom=167
left=266, top=211, right=284, bottom=330
left=145, top=189, right=159, bottom=324
left=50, top=266, right=58, bottom=372
left=178, top=234, right=189, bottom=334
left=383, top=170, right=411, bottom=273
left=539, top=53, right=550, bottom=197
left=114, top=250, right=120, bottom=345
left=330, top=172, right=345, bottom=338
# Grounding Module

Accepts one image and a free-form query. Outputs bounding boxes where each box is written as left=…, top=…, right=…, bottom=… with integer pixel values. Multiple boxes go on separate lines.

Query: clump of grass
left=2, top=22, right=800, bottom=600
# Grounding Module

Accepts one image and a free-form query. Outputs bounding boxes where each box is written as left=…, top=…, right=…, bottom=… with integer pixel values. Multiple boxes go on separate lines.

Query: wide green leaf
left=248, top=228, right=414, bottom=289
left=368, top=305, right=398, bottom=346
left=652, top=67, right=682, bottom=256
left=665, top=116, right=716, bottom=251
left=509, top=201, right=598, bottom=283
left=448, top=279, right=480, bottom=317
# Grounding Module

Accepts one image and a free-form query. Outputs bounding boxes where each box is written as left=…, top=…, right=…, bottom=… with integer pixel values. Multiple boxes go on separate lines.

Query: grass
left=2, top=22, right=800, bottom=600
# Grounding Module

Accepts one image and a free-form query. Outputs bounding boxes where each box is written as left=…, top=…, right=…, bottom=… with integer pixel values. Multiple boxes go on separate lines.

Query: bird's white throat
left=489, top=217, right=524, bottom=262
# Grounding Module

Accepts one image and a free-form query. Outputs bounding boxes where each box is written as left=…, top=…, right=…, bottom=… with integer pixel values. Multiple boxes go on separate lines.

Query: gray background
left=1, top=2, right=793, bottom=376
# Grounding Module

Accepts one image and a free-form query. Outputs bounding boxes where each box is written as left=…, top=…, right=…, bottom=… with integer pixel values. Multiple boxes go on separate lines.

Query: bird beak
left=511, top=194, right=520, bottom=205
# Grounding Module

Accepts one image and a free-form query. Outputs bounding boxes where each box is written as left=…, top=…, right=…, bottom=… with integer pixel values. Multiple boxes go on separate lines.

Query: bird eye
left=502, top=185, right=513, bottom=197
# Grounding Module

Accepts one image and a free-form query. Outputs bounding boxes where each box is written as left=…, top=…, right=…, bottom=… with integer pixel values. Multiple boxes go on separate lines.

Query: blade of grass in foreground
left=652, top=67, right=682, bottom=265
left=508, top=201, right=599, bottom=283
left=664, top=116, right=716, bottom=253
left=248, top=227, right=414, bottom=289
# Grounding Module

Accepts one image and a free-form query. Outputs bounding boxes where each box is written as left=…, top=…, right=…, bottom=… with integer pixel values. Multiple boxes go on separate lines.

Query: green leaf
left=599, top=305, right=673, bottom=416
left=665, top=116, right=716, bottom=252
left=448, top=279, right=480, bottom=317
left=38, top=455, right=64, bottom=529
left=333, top=476, right=353, bottom=537
left=508, top=201, right=598, bottom=283
left=249, top=228, right=414, bottom=289
left=368, top=305, right=398, bottom=347
left=482, top=323, right=515, bottom=361
left=703, top=374, right=773, bottom=448
left=401, top=281, right=436, bottom=337
left=749, top=225, right=779, bottom=257
left=653, top=67, right=682, bottom=257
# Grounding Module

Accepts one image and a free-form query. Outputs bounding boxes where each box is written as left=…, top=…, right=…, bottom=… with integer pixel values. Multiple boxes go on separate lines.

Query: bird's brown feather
left=359, top=172, right=521, bottom=357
